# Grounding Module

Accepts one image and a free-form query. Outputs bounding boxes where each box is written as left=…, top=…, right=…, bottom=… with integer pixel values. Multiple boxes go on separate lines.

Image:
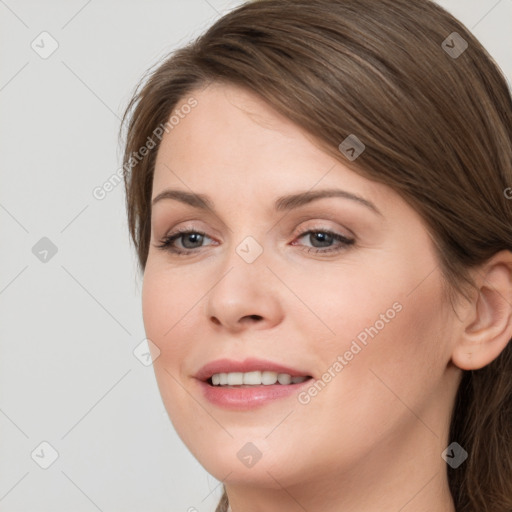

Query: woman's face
left=142, top=82, right=462, bottom=492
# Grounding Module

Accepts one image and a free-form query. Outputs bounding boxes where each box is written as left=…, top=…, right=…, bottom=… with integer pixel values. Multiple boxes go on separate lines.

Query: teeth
left=210, top=371, right=309, bottom=386
left=228, top=372, right=244, bottom=385
left=277, top=373, right=291, bottom=385
left=244, top=371, right=264, bottom=385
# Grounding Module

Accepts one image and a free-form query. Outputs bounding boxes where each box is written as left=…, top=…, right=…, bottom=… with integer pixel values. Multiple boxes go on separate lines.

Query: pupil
left=311, top=232, right=332, bottom=247
left=183, top=233, right=203, bottom=249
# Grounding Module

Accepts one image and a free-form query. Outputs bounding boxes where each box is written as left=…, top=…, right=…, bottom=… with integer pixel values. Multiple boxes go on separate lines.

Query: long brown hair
left=119, top=1, right=512, bottom=510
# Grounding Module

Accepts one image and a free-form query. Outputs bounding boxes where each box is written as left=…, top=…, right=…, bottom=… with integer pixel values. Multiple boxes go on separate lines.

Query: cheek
left=290, top=269, right=449, bottom=467
left=141, top=267, right=203, bottom=429
left=281, top=258, right=400, bottom=346
left=301, top=252, right=447, bottom=397
left=328, top=266, right=448, bottom=420
left=141, top=266, right=198, bottom=369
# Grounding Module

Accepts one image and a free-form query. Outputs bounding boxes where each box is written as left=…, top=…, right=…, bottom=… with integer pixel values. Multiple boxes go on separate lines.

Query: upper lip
left=195, top=357, right=313, bottom=382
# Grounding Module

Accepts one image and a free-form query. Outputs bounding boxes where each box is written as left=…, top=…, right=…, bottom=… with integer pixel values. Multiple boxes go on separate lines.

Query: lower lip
left=197, top=378, right=313, bottom=410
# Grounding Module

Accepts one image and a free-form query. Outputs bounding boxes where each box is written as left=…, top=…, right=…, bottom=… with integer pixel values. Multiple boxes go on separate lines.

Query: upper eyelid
left=164, top=225, right=354, bottom=245
left=151, top=195, right=386, bottom=237
left=164, top=221, right=351, bottom=235
left=161, top=215, right=355, bottom=236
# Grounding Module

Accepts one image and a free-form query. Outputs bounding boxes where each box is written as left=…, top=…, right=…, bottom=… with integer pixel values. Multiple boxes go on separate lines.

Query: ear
left=451, top=250, right=512, bottom=371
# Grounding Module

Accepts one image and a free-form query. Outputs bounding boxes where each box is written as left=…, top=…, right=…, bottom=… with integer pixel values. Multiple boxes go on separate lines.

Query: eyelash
left=154, top=227, right=355, bottom=256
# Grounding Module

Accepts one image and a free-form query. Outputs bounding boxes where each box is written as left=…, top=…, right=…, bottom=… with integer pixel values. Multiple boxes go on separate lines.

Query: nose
left=204, top=250, right=285, bottom=333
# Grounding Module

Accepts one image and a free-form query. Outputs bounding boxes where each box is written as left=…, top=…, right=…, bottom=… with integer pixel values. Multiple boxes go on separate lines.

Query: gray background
left=1, top=1, right=511, bottom=511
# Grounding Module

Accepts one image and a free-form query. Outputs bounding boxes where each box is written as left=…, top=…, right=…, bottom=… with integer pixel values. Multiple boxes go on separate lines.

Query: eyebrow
left=151, top=188, right=382, bottom=216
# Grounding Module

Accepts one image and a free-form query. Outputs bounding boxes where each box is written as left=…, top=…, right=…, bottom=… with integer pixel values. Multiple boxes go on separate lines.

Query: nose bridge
left=218, top=212, right=270, bottom=272
left=203, top=231, right=284, bottom=330
left=212, top=231, right=270, bottom=303
left=234, top=233, right=266, bottom=265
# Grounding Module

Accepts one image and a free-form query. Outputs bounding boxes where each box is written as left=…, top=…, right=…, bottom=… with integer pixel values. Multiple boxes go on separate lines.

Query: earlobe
left=451, top=250, right=512, bottom=371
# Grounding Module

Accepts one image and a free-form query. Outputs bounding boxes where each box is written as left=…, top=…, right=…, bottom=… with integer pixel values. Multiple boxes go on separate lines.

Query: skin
left=142, top=82, right=512, bottom=512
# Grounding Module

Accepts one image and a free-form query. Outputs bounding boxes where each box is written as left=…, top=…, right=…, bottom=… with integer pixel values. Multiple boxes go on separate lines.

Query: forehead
left=154, top=83, right=314, bottom=170
left=153, top=83, right=376, bottom=197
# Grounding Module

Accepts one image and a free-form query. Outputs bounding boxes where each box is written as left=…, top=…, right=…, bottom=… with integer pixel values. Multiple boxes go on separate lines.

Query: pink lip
left=194, top=357, right=314, bottom=411
left=197, top=379, right=313, bottom=410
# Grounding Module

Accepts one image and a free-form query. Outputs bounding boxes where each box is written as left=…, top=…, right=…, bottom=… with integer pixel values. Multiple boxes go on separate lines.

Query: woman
left=119, top=0, right=512, bottom=510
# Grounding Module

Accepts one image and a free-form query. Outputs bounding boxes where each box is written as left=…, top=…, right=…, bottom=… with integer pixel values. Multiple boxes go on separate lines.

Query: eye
left=154, top=227, right=355, bottom=256
left=291, top=228, right=355, bottom=255
left=154, top=228, right=215, bottom=255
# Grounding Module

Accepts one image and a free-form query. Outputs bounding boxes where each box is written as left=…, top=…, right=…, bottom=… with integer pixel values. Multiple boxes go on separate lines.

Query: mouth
left=194, top=358, right=315, bottom=409
left=195, top=357, right=314, bottom=385
left=205, top=371, right=314, bottom=387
